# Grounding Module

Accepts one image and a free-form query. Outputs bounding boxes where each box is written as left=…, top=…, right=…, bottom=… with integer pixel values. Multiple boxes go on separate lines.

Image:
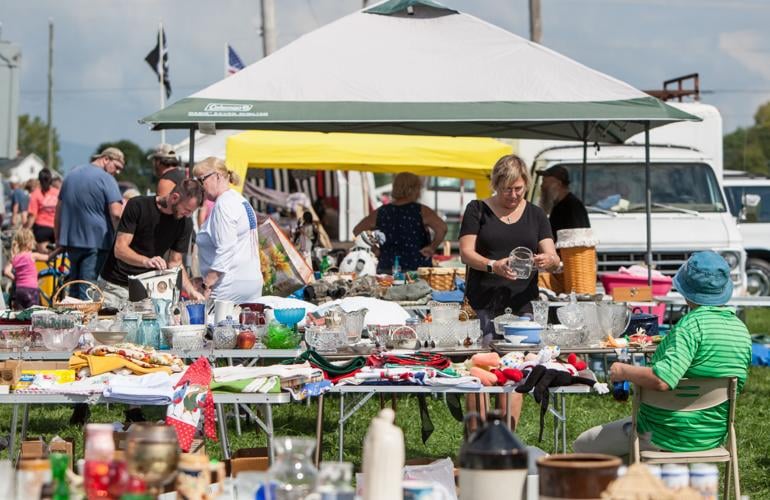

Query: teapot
left=459, top=412, right=528, bottom=500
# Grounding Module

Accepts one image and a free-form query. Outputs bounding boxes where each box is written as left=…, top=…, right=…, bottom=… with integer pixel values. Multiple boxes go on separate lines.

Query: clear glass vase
left=268, top=437, right=318, bottom=500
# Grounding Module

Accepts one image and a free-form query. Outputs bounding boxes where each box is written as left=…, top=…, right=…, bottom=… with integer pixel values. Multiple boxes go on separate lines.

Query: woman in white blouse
left=193, top=157, right=262, bottom=302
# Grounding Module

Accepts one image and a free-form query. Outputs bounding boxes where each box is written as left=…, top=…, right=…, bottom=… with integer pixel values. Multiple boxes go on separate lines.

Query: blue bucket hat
left=673, top=251, right=733, bottom=306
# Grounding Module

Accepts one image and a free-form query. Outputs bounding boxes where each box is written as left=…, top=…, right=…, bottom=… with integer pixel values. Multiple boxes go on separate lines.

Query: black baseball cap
left=542, top=165, right=570, bottom=185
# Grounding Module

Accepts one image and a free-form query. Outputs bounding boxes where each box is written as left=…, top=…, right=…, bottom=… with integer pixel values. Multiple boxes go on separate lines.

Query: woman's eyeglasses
left=196, top=172, right=216, bottom=184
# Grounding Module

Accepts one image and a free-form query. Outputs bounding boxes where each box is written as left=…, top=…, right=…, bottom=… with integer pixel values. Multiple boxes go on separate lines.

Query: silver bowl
left=91, top=330, right=128, bottom=346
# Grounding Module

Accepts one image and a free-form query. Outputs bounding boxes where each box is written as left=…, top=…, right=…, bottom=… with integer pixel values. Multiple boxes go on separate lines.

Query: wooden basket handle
left=53, top=280, right=104, bottom=304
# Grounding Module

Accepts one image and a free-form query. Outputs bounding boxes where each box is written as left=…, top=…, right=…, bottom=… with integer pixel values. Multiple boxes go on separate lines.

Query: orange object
left=470, top=366, right=498, bottom=386
left=471, top=352, right=500, bottom=370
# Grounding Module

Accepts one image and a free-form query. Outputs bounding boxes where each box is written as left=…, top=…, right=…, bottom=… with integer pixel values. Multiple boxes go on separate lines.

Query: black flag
left=145, top=28, right=171, bottom=98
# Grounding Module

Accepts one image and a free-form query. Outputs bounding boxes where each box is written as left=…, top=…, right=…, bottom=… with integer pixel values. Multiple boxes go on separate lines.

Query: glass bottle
left=84, top=424, right=115, bottom=500
left=50, top=453, right=70, bottom=500
left=139, top=314, right=161, bottom=349
left=392, top=256, right=404, bottom=285
left=17, top=458, right=51, bottom=500
left=268, top=437, right=318, bottom=500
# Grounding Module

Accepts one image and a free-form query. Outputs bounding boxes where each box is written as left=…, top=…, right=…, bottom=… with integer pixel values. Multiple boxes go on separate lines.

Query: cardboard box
left=49, top=437, right=74, bottom=470
left=20, top=438, right=46, bottom=460
left=228, top=447, right=269, bottom=477
left=0, top=360, right=74, bottom=390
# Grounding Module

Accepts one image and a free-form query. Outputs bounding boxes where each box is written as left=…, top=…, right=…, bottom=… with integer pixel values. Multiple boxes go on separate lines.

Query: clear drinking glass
left=531, top=300, right=549, bottom=327
left=268, top=437, right=318, bottom=500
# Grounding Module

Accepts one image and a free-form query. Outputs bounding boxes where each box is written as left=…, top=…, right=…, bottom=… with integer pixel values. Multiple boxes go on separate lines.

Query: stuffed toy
left=514, top=346, right=609, bottom=441
left=466, top=352, right=523, bottom=386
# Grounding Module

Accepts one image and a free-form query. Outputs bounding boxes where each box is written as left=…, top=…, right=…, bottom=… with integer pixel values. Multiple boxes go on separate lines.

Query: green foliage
left=724, top=101, right=770, bottom=175
left=17, top=114, right=61, bottom=169
left=93, top=139, right=155, bottom=193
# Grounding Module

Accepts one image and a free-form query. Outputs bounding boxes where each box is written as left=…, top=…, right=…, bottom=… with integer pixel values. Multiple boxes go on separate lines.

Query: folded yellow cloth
left=69, top=353, right=173, bottom=376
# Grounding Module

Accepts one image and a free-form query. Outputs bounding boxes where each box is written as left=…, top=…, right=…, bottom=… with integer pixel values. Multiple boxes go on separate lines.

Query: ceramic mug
left=211, top=300, right=241, bottom=324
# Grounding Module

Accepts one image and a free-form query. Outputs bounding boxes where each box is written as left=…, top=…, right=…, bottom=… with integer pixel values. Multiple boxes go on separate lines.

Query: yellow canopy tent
left=224, top=131, right=514, bottom=199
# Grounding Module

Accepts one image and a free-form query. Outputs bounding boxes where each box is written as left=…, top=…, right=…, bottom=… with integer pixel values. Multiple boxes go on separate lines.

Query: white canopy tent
left=142, top=0, right=699, bottom=282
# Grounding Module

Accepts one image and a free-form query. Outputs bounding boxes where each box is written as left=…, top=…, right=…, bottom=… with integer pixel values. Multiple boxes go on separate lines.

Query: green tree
left=17, top=114, right=61, bottom=169
left=724, top=101, right=770, bottom=175
left=93, top=140, right=154, bottom=193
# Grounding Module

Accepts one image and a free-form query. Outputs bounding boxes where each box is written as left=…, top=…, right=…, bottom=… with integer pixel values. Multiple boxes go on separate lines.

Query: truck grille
left=597, top=252, right=690, bottom=275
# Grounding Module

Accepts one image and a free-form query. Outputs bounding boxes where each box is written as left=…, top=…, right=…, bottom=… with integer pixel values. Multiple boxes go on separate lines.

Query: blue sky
left=4, top=0, right=770, bottom=168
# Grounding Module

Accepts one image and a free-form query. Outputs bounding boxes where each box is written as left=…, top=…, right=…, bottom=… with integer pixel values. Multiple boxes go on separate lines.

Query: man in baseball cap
left=539, top=165, right=590, bottom=242
left=148, top=143, right=185, bottom=196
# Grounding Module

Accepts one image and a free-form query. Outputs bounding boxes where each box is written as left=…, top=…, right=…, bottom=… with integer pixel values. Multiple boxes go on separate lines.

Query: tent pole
left=188, top=127, right=196, bottom=176
left=581, top=139, right=587, bottom=202
left=644, top=122, right=652, bottom=287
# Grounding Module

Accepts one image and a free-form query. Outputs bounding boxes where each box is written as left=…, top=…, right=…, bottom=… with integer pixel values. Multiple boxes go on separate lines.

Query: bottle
left=84, top=424, right=115, bottom=500
left=362, top=409, right=404, bottom=500
left=392, top=256, right=404, bottom=285
left=50, top=453, right=70, bottom=500
left=612, top=348, right=631, bottom=401
left=319, top=256, right=330, bottom=277
left=17, top=458, right=51, bottom=500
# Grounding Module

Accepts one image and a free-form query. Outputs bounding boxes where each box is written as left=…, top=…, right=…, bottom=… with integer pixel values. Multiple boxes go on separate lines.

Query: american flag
left=227, top=44, right=245, bottom=75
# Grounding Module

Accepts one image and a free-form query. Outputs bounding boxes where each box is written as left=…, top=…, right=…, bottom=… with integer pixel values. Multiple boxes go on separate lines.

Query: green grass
left=3, top=311, right=769, bottom=497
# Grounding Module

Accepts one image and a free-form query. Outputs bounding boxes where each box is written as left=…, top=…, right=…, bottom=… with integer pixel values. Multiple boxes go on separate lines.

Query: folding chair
left=630, top=377, right=740, bottom=499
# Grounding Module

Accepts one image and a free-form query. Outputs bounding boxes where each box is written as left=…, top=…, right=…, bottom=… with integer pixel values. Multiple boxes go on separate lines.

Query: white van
left=723, top=170, right=770, bottom=295
left=519, top=102, right=747, bottom=294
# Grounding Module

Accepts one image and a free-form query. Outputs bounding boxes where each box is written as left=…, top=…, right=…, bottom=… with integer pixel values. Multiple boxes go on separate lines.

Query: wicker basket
left=417, top=267, right=466, bottom=291
left=560, top=246, right=597, bottom=294
left=53, top=280, right=104, bottom=320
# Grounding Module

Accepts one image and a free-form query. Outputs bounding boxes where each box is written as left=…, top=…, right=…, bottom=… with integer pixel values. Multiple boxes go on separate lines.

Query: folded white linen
left=212, top=363, right=321, bottom=383
left=103, top=372, right=174, bottom=405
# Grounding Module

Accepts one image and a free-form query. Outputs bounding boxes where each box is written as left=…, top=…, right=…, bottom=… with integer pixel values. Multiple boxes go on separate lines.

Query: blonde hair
left=391, top=172, right=422, bottom=202
left=11, top=228, right=36, bottom=256
left=192, top=157, right=241, bottom=186
left=490, top=154, right=530, bottom=192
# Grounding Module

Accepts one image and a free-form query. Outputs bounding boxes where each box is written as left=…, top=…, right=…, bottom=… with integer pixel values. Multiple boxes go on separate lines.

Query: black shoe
left=69, top=403, right=91, bottom=425
left=124, top=408, right=147, bottom=424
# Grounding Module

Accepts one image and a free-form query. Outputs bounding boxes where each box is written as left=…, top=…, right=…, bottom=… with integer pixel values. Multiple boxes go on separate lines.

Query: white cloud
left=719, top=30, right=770, bottom=81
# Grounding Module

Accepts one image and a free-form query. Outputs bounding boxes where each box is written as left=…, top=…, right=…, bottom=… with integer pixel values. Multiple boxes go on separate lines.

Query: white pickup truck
left=518, top=102, right=747, bottom=294
left=723, top=170, right=770, bottom=295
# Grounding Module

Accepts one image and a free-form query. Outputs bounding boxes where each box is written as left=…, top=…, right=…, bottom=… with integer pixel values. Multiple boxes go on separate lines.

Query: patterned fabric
left=166, top=357, right=217, bottom=451
left=84, top=343, right=185, bottom=371
left=375, top=203, right=431, bottom=273
left=638, top=306, right=751, bottom=451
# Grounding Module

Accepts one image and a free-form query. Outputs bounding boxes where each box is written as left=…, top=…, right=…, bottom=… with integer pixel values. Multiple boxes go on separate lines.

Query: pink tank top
left=12, top=252, right=38, bottom=289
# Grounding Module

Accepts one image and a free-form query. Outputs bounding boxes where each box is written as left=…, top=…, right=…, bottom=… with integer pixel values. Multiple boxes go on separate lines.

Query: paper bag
left=127, top=267, right=182, bottom=302
left=259, top=218, right=313, bottom=297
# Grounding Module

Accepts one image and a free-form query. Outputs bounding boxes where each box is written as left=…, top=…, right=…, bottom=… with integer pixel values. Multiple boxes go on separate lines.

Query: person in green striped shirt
left=573, top=251, right=752, bottom=458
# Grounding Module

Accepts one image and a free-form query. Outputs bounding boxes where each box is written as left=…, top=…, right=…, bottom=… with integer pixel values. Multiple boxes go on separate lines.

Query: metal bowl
left=91, top=330, right=128, bottom=346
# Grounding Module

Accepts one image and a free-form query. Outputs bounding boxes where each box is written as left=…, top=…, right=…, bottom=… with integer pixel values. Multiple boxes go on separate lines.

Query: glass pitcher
left=340, top=308, right=368, bottom=344
left=509, top=246, right=534, bottom=280
left=268, top=437, right=318, bottom=500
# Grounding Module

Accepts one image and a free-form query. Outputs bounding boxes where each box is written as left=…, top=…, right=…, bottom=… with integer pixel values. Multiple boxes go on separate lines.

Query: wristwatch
left=486, top=260, right=495, bottom=273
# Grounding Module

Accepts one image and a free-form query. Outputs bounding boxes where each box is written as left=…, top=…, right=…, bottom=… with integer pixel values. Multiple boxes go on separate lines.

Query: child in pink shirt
left=3, top=228, right=49, bottom=309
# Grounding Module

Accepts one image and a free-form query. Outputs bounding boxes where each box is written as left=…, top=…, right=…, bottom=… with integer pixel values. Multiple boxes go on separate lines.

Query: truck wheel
left=746, top=258, right=770, bottom=296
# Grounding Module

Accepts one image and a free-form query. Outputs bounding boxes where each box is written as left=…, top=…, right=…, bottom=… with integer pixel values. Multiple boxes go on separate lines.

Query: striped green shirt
left=637, top=306, right=751, bottom=451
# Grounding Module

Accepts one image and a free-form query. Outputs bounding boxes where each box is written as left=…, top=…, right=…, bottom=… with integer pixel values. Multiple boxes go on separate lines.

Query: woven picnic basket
left=556, top=228, right=598, bottom=294
left=53, top=280, right=104, bottom=320
left=417, top=267, right=466, bottom=291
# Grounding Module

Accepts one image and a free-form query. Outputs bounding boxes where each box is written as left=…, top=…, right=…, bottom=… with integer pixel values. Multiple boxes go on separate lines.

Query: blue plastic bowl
left=273, top=307, right=306, bottom=327
left=503, top=323, right=542, bottom=344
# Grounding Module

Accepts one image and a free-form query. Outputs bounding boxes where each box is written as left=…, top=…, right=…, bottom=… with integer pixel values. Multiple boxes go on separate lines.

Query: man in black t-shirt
left=148, top=143, right=186, bottom=197
left=98, top=179, right=206, bottom=308
left=540, top=165, right=590, bottom=242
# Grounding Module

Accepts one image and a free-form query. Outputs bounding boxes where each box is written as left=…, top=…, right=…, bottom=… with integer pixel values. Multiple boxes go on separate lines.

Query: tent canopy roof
left=141, top=0, right=697, bottom=142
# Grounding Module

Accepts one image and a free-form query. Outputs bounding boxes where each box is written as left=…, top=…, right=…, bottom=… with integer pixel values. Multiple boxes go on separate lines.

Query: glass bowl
left=274, top=308, right=306, bottom=327
left=41, top=328, right=82, bottom=351
left=540, top=325, right=587, bottom=348
left=556, top=304, right=584, bottom=329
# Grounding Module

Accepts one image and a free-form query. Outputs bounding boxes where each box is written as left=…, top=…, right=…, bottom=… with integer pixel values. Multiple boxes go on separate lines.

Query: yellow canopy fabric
left=225, top=131, right=513, bottom=199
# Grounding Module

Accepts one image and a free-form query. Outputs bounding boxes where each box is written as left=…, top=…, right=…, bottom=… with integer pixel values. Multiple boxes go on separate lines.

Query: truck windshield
left=533, top=163, right=726, bottom=213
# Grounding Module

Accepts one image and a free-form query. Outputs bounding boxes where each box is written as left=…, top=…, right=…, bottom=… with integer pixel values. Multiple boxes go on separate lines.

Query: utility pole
left=158, top=21, right=166, bottom=145
left=46, top=18, right=54, bottom=169
left=529, top=0, right=542, bottom=43
left=260, top=0, right=277, bottom=57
